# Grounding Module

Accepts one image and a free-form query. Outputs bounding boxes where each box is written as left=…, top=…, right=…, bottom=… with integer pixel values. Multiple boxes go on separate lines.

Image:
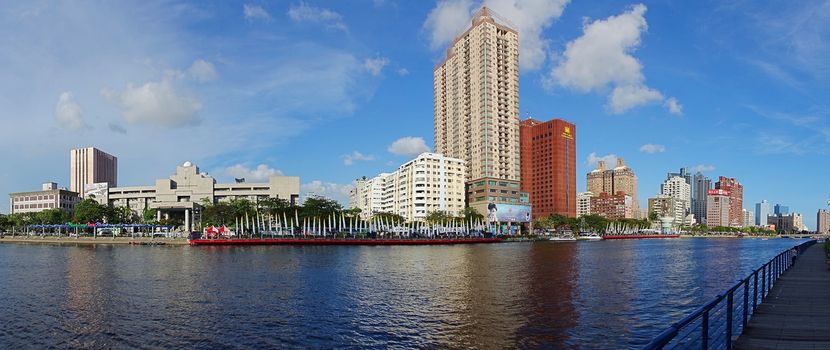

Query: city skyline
left=0, top=1, right=828, bottom=229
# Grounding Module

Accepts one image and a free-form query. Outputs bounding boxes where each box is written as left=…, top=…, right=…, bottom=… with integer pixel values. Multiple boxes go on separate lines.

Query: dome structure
left=183, top=161, right=193, bottom=167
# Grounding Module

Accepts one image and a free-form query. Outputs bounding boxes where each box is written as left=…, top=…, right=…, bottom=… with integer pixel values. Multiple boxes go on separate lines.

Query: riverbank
left=0, top=236, right=188, bottom=245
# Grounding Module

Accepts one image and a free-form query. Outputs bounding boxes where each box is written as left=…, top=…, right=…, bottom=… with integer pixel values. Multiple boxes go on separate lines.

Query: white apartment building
left=648, top=194, right=689, bottom=226
left=661, top=175, right=691, bottom=212
left=353, top=153, right=466, bottom=221
left=742, top=209, right=755, bottom=228
left=576, top=191, right=593, bottom=217
left=9, top=182, right=81, bottom=214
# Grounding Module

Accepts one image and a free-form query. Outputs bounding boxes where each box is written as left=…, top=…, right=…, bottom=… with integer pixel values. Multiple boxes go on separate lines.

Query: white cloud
left=639, top=143, right=666, bottom=154
left=301, top=180, right=354, bottom=205
left=586, top=152, right=618, bottom=167
left=388, top=136, right=431, bottom=157
left=363, top=57, right=389, bottom=76
left=54, top=92, right=86, bottom=130
left=692, top=164, right=715, bottom=173
left=243, top=4, right=271, bottom=21
left=424, top=0, right=474, bottom=50
left=397, top=68, right=409, bottom=76
left=609, top=85, right=663, bottom=114
left=225, top=164, right=283, bottom=181
left=188, top=59, right=217, bottom=82
left=424, top=0, right=569, bottom=71
left=342, top=151, right=375, bottom=166
left=549, top=4, right=678, bottom=114
left=105, top=77, right=202, bottom=127
left=665, top=97, right=683, bottom=115
left=288, top=2, right=347, bottom=31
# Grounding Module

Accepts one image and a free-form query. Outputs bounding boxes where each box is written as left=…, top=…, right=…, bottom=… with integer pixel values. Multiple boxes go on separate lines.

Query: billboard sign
left=84, top=183, right=109, bottom=203
left=486, top=203, right=532, bottom=223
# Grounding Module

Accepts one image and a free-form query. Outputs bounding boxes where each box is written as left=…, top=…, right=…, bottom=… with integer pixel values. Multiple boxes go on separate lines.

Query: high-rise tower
left=70, top=147, right=117, bottom=196
left=519, top=118, right=576, bottom=218
left=434, top=7, right=524, bottom=217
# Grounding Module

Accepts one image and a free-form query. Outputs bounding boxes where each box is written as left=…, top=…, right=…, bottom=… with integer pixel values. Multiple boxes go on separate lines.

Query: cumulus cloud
left=54, top=92, right=87, bottom=130
left=225, top=164, right=283, bottom=181
left=692, top=164, right=715, bottom=173
left=425, top=0, right=569, bottom=71
left=664, top=97, right=683, bottom=115
left=188, top=59, right=217, bottom=82
left=288, top=2, right=347, bottom=31
left=104, top=78, right=202, bottom=127
left=548, top=4, right=679, bottom=114
left=586, top=152, right=618, bottom=167
left=609, top=85, right=664, bottom=114
left=388, top=136, right=431, bottom=157
left=342, top=151, right=375, bottom=166
left=243, top=4, right=271, bottom=21
left=363, top=57, right=389, bottom=76
left=301, top=180, right=354, bottom=205
left=639, top=143, right=666, bottom=154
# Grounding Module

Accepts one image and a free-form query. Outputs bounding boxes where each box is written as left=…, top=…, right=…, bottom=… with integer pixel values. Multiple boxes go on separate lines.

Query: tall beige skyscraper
left=434, top=7, right=524, bottom=216
left=434, top=6, right=520, bottom=182
left=70, top=147, right=118, bottom=195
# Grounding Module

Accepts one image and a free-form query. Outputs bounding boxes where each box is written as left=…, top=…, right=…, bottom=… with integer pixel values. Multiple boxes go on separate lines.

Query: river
left=0, top=238, right=807, bottom=349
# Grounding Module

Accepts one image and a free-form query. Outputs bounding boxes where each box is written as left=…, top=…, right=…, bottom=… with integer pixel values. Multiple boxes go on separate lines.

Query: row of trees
left=0, top=199, right=162, bottom=230
left=533, top=214, right=651, bottom=234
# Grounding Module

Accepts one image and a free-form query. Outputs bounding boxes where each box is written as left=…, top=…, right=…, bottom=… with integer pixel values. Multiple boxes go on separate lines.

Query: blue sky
left=1, top=0, right=828, bottom=229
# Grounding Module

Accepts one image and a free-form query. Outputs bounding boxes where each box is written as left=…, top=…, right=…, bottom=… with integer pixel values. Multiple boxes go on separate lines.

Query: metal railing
left=642, top=239, right=816, bottom=350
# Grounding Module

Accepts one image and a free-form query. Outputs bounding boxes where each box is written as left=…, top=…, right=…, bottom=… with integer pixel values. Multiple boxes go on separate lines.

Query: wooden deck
left=734, top=243, right=830, bottom=350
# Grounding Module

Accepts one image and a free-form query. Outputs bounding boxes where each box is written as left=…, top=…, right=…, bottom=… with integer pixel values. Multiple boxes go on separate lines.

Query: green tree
left=462, top=207, right=484, bottom=222
left=73, top=199, right=108, bottom=223
left=34, top=208, right=70, bottom=225
left=425, top=210, right=451, bottom=224
left=582, top=214, right=609, bottom=233
left=301, top=196, right=343, bottom=218
left=142, top=208, right=158, bottom=224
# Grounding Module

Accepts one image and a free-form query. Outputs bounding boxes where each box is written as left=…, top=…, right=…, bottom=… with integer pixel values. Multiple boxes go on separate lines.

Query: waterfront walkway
left=734, top=243, right=830, bottom=349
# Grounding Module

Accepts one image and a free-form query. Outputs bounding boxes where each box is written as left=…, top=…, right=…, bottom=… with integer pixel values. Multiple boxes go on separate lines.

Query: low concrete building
left=9, top=182, right=81, bottom=214
left=590, top=191, right=633, bottom=220
left=105, top=162, right=300, bottom=232
left=648, top=194, right=688, bottom=226
left=576, top=191, right=593, bottom=218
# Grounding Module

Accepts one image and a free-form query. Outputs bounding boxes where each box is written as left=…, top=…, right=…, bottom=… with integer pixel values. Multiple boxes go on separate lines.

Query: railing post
left=767, top=262, right=772, bottom=294
left=702, top=309, right=710, bottom=350
left=761, top=265, right=767, bottom=301
left=753, top=271, right=758, bottom=310
left=727, top=291, right=734, bottom=350
left=743, top=279, right=749, bottom=328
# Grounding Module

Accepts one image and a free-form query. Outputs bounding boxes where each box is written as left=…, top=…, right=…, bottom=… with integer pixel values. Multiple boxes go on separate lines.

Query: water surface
left=0, top=238, right=806, bottom=349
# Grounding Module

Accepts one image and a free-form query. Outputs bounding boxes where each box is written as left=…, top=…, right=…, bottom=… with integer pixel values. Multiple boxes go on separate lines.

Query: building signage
left=487, top=203, right=532, bottom=223
left=562, top=126, right=573, bottom=140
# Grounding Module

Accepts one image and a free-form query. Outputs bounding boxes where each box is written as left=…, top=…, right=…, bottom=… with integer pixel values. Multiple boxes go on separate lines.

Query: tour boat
left=549, top=234, right=577, bottom=242
left=577, top=233, right=602, bottom=241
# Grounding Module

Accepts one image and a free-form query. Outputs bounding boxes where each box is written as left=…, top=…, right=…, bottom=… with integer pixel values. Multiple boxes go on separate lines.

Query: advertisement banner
left=486, top=203, right=532, bottom=223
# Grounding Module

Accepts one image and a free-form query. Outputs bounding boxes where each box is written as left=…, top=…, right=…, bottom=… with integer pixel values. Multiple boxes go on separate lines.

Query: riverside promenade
left=734, top=243, right=830, bottom=349
left=0, top=236, right=188, bottom=245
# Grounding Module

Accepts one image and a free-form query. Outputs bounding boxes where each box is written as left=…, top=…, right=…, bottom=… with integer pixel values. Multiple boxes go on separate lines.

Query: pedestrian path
left=734, top=243, right=830, bottom=350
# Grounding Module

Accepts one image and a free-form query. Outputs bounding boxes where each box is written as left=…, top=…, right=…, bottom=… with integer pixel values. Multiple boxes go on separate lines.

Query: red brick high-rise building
left=715, top=176, right=743, bottom=227
left=520, top=118, right=576, bottom=218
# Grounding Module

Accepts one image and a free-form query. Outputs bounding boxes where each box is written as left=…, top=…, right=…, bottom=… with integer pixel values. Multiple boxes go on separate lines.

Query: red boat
left=601, top=234, right=680, bottom=240
left=188, top=237, right=503, bottom=246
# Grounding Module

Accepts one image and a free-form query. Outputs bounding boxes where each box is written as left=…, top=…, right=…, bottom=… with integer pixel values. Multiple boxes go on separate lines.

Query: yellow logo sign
left=562, top=126, right=573, bottom=139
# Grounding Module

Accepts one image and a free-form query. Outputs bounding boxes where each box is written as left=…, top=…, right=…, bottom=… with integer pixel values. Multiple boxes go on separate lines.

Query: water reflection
left=0, top=238, right=807, bottom=349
